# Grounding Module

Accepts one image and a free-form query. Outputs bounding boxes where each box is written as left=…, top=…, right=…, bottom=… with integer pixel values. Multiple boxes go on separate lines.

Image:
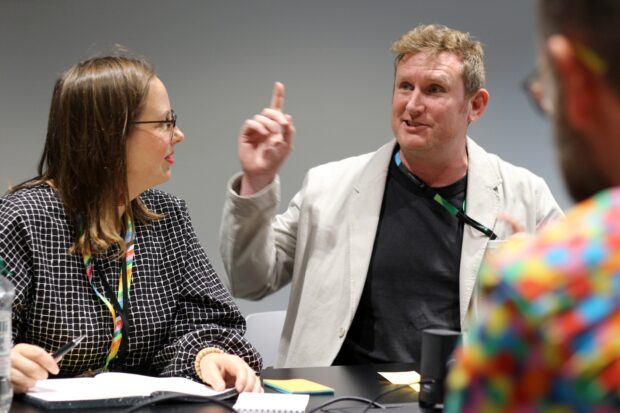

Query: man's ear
left=467, top=88, right=489, bottom=123
left=547, top=35, right=601, bottom=132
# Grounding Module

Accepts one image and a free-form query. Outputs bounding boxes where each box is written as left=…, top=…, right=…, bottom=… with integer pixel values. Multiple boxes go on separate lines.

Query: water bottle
left=0, top=258, right=14, bottom=412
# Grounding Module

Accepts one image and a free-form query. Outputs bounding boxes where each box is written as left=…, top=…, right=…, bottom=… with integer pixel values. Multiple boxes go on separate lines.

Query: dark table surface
left=9, top=364, right=428, bottom=413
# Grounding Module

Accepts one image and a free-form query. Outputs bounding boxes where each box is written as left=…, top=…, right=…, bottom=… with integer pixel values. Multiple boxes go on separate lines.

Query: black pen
left=52, top=334, right=86, bottom=359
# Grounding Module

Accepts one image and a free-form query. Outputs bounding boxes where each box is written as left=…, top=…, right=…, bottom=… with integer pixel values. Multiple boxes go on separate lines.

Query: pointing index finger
left=270, top=81, right=285, bottom=111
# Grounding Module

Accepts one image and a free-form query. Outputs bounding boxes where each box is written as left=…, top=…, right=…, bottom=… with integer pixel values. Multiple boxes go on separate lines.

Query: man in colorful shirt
left=446, top=0, right=620, bottom=411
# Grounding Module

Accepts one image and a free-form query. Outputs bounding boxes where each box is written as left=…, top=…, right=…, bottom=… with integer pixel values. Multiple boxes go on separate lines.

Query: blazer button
left=339, top=328, right=346, bottom=338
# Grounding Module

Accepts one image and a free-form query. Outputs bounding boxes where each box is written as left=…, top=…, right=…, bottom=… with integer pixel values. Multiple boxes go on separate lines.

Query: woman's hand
left=11, top=343, right=59, bottom=394
left=198, top=352, right=262, bottom=393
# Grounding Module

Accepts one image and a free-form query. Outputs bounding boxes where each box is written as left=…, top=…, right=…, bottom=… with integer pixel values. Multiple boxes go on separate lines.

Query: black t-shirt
left=333, top=151, right=465, bottom=366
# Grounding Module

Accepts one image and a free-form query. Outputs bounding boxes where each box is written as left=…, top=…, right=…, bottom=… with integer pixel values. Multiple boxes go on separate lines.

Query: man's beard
left=554, top=99, right=611, bottom=203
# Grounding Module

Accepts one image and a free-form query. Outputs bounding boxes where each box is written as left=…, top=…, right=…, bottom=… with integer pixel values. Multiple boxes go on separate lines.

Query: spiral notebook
left=233, top=392, right=309, bottom=413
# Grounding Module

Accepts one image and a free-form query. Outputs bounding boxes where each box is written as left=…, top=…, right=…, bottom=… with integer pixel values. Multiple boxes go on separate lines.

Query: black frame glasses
left=130, top=110, right=177, bottom=140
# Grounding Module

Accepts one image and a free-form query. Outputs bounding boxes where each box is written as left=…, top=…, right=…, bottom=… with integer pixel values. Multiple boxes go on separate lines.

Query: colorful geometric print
left=445, top=188, right=620, bottom=413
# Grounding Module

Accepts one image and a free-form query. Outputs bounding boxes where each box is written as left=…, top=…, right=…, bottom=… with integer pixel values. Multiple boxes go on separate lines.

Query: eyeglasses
left=522, top=70, right=553, bottom=116
left=523, top=42, right=608, bottom=117
left=130, top=109, right=177, bottom=141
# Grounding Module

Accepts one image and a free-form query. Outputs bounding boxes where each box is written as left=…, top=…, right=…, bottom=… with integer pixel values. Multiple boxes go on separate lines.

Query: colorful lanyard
left=81, top=218, right=135, bottom=369
left=394, top=151, right=498, bottom=239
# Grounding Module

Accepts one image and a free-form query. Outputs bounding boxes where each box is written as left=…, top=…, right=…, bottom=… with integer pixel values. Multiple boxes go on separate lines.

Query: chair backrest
left=245, top=310, right=286, bottom=369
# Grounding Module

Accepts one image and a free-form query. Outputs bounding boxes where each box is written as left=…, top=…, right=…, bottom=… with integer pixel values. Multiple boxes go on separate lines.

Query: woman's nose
left=172, top=127, right=185, bottom=144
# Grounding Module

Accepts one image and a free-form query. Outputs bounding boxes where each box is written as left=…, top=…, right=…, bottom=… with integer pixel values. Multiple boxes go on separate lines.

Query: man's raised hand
left=239, top=82, right=295, bottom=195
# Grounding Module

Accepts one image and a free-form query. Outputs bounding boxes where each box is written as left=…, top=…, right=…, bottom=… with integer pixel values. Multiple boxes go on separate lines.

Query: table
left=262, top=363, right=420, bottom=411
left=9, top=364, right=428, bottom=412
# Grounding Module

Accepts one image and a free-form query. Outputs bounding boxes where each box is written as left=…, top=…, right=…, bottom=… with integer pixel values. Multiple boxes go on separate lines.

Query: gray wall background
left=0, top=0, right=570, bottom=315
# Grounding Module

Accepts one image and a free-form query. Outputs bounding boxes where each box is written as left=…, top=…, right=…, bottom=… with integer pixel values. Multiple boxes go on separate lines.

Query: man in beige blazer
left=220, top=24, right=563, bottom=368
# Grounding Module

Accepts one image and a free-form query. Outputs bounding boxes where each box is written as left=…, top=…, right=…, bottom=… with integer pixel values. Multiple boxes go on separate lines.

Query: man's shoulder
left=467, top=137, right=547, bottom=187
left=310, top=151, right=376, bottom=172
left=477, top=187, right=620, bottom=369
left=484, top=187, right=620, bottom=305
left=295, top=142, right=393, bottom=198
left=305, top=141, right=394, bottom=179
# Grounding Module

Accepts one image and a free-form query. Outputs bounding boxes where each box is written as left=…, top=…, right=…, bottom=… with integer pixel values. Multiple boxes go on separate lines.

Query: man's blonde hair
left=391, top=24, right=485, bottom=96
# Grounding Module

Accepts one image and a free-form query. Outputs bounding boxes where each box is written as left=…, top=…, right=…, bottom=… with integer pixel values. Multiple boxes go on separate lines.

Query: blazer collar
left=347, top=140, right=396, bottom=317
left=346, top=138, right=501, bottom=328
left=459, top=137, right=502, bottom=326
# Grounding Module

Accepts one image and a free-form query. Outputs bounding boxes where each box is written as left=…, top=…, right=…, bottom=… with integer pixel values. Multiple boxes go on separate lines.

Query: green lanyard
left=0, top=258, right=10, bottom=276
left=394, top=151, right=498, bottom=239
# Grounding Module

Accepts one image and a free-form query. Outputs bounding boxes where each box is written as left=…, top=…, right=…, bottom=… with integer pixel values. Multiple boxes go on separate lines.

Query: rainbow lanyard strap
left=81, top=217, right=135, bottom=370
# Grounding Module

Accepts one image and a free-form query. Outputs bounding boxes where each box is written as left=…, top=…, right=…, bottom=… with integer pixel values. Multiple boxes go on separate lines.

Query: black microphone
left=418, top=328, right=461, bottom=409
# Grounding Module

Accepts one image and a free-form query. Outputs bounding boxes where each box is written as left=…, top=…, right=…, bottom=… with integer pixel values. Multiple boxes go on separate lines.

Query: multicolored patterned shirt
left=445, top=188, right=620, bottom=412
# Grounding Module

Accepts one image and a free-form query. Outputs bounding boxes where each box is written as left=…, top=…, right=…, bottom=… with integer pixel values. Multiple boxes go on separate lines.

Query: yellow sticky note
left=263, top=378, right=335, bottom=395
left=378, top=371, right=421, bottom=392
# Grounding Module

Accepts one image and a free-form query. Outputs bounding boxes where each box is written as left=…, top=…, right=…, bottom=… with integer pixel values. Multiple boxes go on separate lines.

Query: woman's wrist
left=194, top=347, right=225, bottom=383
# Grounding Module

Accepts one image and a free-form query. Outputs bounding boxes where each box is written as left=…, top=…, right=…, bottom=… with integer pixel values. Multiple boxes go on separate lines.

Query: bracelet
left=194, top=347, right=225, bottom=383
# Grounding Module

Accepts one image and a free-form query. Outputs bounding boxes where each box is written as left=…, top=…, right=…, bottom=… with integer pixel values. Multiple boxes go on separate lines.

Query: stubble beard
left=555, top=99, right=611, bottom=203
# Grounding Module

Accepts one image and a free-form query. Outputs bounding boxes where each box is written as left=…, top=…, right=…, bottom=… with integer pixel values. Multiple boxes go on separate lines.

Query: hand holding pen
left=10, top=335, right=86, bottom=394
left=52, top=334, right=86, bottom=360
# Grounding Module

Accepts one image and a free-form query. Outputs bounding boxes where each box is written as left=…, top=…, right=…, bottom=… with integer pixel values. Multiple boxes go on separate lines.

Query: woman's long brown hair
left=12, top=54, right=160, bottom=256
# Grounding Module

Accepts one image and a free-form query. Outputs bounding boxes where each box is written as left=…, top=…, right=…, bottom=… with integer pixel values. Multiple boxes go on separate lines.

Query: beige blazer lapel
left=459, top=138, right=502, bottom=326
left=343, top=138, right=501, bottom=328
left=346, top=141, right=395, bottom=320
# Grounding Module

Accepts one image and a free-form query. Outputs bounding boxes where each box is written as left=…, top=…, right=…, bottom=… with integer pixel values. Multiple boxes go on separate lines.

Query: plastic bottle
left=0, top=258, right=14, bottom=413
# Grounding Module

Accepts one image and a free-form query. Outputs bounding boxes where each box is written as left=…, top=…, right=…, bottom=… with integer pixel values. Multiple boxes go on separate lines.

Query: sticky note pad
left=263, top=378, right=335, bottom=395
left=378, top=371, right=421, bottom=392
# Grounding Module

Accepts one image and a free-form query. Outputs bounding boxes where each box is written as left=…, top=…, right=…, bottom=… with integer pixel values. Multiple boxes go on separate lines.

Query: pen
left=52, top=334, right=86, bottom=359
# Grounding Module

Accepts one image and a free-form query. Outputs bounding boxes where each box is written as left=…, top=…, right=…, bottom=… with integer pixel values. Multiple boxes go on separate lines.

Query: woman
left=0, top=54, right=262, bottom=394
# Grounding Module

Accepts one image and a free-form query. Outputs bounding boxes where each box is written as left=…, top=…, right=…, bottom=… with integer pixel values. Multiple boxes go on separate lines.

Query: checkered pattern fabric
left=0, top=184, right=261, bottom=379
